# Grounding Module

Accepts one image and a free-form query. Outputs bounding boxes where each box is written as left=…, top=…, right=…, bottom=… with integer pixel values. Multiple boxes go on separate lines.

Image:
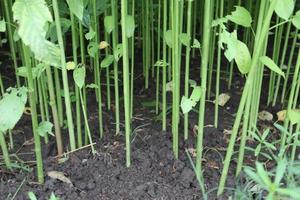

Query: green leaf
left=101, top=55, right=114, bottom=68
left=276, top=188, right=300, bottom=199
left=287, top=109, right=300, bottom=125
left=49, top=193, right=59, bottom=200
left=189, top=86, right=202, bottom=106
left=67, top=0, right=84, bottom=21
left=274, top=158, right=287, bottom=185
left=12, top=0, right=61, bottom=67
left=292, top=11, right=300, bottom=29
left=180, top=86, right=201, bottom=114
left=114, top=43, right=123, bottom=61
left=212, top=17, right=228, bottom=27
left=125, top=15, right=135, bottom=38
left=226, top=6, right=252, bottom=27
left=191, top=38, right=201, bottom=49
left=86, top=83, right=98, bottom=89
left=0, top=87, right=27, bottom=133
left=255, top=144, right=261, bottom=157
left=37, top=121, right=54, bottom=137
left=275, top=0, right=295, bottom=20
left=244, top=167, right=264, bottom=186
left=85, top=27, right=96, bottom=40
left=13, top=30, right=20, bottom=42
left=73, top=67, right=86, bottom=88
left=0, top=19, right=6, bottom=32
left=28, top=192, right=38, bottom=200
left=219, top=30, right=238, bottom=62
left=87, top=42, right=98, bottom=58
left=16, top=64, right=46, bottom=79
left=104, top=15, right=114, bottom=34
left=179, top=33, right=191, bottom=47
left=164, top=30, right=173, bottom=48
left=181, top=96, right=193, bottom=114
left=260, top=56, right=285, bottom=78
left=256, top=162, right=272, bottom=186
left=154, top=60, right=168, bottom=67
left=234, top=40, right=251, bottom=74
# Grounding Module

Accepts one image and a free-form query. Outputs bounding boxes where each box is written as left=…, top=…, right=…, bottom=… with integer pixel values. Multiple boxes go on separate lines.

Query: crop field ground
left=0, top=0, right=300, bottom=199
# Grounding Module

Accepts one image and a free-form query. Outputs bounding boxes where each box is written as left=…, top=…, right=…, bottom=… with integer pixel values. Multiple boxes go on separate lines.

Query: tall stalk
left=172, top=0, right=180, bottom=159
left=183, top=0, right=193, bottom=140
left=196, top=0, right=211, bottom=175
left=162, top=0, right=167, bottom=131
left=218, top=0, right=277, bottom=195
left=4, top=0, right=20, bottom=87
left=111, top=0, right=120, bottom=134
left=92, top=0, right=104, bottom=138
left=52, top=0, right=76, bottom=150
left=23, top=44, right=44, bottom=183
left=121, top=0, right=131, bottom=167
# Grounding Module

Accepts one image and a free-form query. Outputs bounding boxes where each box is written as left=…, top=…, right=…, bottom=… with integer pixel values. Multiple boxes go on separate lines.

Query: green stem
left=121, top=0, right=131, bottom=167
left=23, top=44, right=44, bottom=183
left=52, top=0, right=76, bottom=150
left=0, top=131, right=11, bottom=169
left=217, top=0, right=276, bottom=195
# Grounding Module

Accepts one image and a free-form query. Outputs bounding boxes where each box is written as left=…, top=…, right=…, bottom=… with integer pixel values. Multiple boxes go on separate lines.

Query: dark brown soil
left=0, top=56, right=274, bottom=200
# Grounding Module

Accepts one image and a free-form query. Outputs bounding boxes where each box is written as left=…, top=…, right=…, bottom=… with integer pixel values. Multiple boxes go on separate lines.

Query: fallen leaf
left=205, top=161, right=219, bottom=169
left=99, top=41, right=109, bottom=49
left=47, top=171, right=73, bottom=186
left=214, top=93, right=231, bottom=106
left=187, top=148, right=197, bottom=157
left=258, top=110, right=273, bottom=121
left=23, top=138, right=34, bottom=146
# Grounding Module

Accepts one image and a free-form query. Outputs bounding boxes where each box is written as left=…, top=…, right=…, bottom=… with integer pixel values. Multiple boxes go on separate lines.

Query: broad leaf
left=67, top=0, right=84, bottom=21
left=226, top=6, right=252, bottom=27
left=275, top=0, right=295, bottom=20
left=85, top=27, right=96, bottom=40
left=0, top=19, right=6, bottom=32
left=287, top=109, right=300, bottom=125
left=0, top=87, right=27, bottom=133
left=221, top=31, right=238, bottom=62
left=292, top=11, right=300, bottom=29
left=125, top=15, right=135, bottom=38
left=73, top=67, right=86, bottom=88
left=37, top=121, right=54, bottom=137
left=114, top=43, right=123, bottom=61
left=87, top=42, right=98, bottom=58
left=189, top=86, right=202, bottom=106
left=164, top=30, right=173, bottom=48
left=260, top=56, right=285, bottom=78
left=16, top=63, right=46, bottom=78
left=179, top=33, right=191, bottom=47
left=191, top=38, right=201, bottom=49
left=12, top=0, right=60, bottom=67
left=101, top=55, right=114, bottom=68
left=234, top=40, right=251, bottom=74
left=104, top=16, right=114, bottom=34
left=181, top=96, right=193, bottom=114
